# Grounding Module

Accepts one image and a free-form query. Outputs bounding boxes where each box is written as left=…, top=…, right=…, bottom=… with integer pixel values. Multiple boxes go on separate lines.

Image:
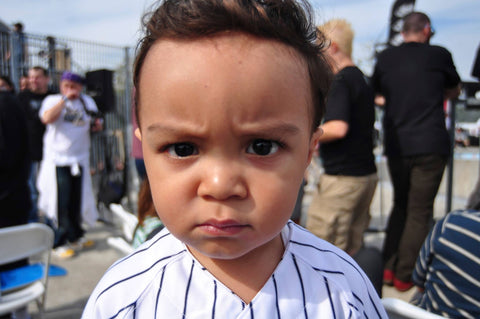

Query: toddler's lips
left=197, top=220, right=248, bottom=236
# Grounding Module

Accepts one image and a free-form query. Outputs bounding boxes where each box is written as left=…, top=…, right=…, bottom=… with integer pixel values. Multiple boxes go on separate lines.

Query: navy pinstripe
left=96, top=250, right=185, bottom=302
left=324, top=276, right=336, bottom=319
left=312, top=267, right=344, bottom=275
left=109, top=301, right=136, bottom=319
left=292, top=254, right=308, bottom=319
left=272, top=274, right=281, bottom=319
left=154, top=266, right=165, bottom=319
left=347, top=301, right=359, bottom=312
left=290, top=240, right=356, bottom=270
left=367, top=294, right=381, bottom=318
left=109, top=233, right=172, bottom=269
left=351, top=292, right=363, bottom=305
left=183, top=260, right=195, bottom=317
left=290, top=237, right=382, bottom=315
left=212, top=280, right=217, bottom=319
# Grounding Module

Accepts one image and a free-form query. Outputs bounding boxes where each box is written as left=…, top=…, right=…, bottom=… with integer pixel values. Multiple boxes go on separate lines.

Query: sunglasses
left=426, top=24, right=435, bottom=38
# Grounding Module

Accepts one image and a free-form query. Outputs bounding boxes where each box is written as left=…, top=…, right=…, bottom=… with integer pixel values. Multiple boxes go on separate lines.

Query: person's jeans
left=27, top=161, right=39, bottom=222
left=135, top=158, right=146, bottom=182
left=383, top=154, right=447, bottom=281
left=54, top=166, right=84, bottom=247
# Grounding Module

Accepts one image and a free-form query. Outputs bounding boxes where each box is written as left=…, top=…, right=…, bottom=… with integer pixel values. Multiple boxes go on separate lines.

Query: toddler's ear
left=134, top=128, right=142, bottom=141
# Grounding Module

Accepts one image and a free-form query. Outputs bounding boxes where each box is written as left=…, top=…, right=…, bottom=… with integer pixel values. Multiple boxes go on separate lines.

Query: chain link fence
left=1, top=29, right=138, bottom=214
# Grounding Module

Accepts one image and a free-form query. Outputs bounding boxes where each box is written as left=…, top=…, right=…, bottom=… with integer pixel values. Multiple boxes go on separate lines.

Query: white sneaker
left=53, top=246, right=75, bottom=259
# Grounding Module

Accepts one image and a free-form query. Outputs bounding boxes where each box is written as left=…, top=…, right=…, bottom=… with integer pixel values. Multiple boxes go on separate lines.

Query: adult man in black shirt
left=17, top=66, right=52, bottom=222
left=372, top=12, right=461, bottom=291
left=306, top=19, right=377, bottom=256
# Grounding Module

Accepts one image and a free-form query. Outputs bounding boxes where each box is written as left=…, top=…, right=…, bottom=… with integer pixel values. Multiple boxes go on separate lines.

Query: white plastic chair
left=382, top=298, right=447, bottom=319
left=109, top=203, right=138, bottom=242
left=0, top=223, right=54, bottom=318
left=108, top=204, right=137, bottom=255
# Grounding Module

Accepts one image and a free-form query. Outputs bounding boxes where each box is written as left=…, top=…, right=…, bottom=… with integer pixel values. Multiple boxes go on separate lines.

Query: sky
left=1, top=0, right=479, bottom=81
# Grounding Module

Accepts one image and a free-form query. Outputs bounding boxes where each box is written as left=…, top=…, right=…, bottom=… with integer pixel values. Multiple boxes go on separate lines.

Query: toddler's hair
left=134, top=0, right=331, bottom=131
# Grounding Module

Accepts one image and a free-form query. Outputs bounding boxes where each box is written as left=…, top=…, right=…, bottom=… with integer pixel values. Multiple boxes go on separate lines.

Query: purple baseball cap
left=61, top=71, right=85, bottom=84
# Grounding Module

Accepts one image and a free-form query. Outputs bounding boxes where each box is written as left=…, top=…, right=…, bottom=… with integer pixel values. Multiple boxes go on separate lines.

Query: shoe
left=53, top=246, right=75, bottom=259
left=383, top=269, right=394, bottom=286
left=71, top=237, right=95, bottom=250
left=393, top=277, right=414, bottom=292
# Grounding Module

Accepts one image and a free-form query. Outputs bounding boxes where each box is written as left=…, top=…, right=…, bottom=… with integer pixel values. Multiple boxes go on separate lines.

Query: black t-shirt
left=17, top=90, right=52, bottom=161
left=320, top=66, right=377, bottom=176
left=372, top=42, right=460, bottom=157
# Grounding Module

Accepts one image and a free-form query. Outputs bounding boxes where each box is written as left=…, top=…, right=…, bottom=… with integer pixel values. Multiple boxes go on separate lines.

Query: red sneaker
left=393, top=277, right=414, bottom=292
left=383, top=269, right=394, bottom=286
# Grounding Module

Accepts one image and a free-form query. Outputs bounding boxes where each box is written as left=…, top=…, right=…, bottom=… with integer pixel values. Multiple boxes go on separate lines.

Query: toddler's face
left=137, top=33, right=319, bottom=263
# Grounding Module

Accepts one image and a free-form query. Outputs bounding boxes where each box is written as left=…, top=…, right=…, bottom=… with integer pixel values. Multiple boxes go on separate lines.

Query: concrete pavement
left=29, top=222, right=122, bottom=319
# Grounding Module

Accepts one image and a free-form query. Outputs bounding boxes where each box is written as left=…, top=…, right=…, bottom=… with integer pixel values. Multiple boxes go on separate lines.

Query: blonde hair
left=318, top=19, right=354, bottom=58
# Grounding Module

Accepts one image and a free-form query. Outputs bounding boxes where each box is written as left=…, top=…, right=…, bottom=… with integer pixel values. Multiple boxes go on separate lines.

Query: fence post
left=47, top=36, right=56, bottom=81
left=446, top=99, right=456, bottom=214
left=9, top=31, right=19, bottom=91
left=123, top=46, right=137, bottom=210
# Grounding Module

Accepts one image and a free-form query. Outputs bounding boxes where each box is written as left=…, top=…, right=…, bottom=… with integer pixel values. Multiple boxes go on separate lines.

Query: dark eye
left=167, top=143, right=198, bottom=157
left=246, top=139, right=280, bottom=156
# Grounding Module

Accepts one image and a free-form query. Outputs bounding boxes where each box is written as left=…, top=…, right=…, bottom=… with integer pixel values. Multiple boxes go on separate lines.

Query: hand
left=65, top=88, right=81, bottom=100
left=91, top=118, right=104, bottom=132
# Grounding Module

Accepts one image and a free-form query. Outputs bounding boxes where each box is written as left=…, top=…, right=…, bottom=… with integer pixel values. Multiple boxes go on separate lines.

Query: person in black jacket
left=0, top=87, right=30, bottom=274
left=0, top=89, right=30, bottom=228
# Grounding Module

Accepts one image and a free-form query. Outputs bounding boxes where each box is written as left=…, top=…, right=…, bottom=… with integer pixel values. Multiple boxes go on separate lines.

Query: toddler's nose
left=197, top=159, right=248, bottom=201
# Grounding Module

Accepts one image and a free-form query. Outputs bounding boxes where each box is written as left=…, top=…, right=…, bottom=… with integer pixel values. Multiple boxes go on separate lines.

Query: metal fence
left=0, top=29, right=137, bottom=212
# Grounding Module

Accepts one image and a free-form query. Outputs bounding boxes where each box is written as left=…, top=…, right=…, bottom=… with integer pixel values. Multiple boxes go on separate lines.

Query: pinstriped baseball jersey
left=82, top=221, right=387, bottom=318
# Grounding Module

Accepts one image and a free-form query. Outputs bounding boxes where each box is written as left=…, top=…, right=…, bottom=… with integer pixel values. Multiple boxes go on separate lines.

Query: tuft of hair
left=402, top=11, right=431, bottom=34
left=13, top=22, right=23, bottom=31
left=318, top=19, right=354, bottom=58
left=30, top=66, right=49, bottom=77
left=134, top=0, right=332, bottom=131
left=0, top=75, right=14, bottom=89
left=137, top=177, right=157, bottom=226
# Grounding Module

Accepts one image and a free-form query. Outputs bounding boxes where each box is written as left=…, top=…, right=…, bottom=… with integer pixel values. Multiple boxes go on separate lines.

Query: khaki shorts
left=306, top=173, right=378, bottom=254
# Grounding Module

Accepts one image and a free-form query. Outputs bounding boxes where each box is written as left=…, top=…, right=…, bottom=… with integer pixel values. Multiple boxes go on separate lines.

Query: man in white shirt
left=37, top=71, right=102, bottom=258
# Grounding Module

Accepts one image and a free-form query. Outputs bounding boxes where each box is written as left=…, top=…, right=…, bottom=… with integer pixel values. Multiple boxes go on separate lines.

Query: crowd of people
left=1, top=0, right=479, bottom=318
left=0, top=67, right=102, bottom=261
